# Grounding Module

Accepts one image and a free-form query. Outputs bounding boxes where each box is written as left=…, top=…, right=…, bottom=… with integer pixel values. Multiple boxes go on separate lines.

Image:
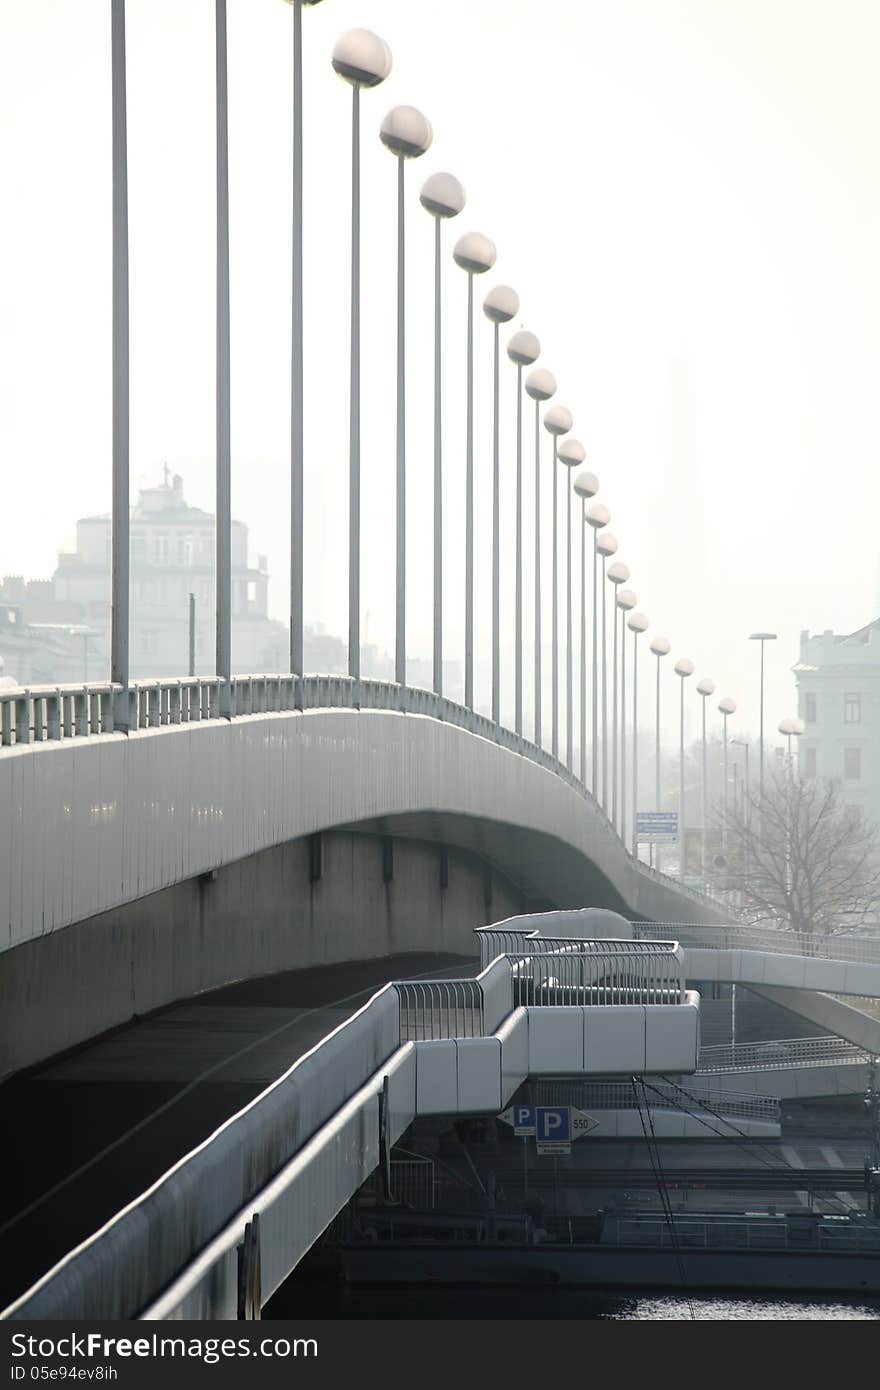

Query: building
left=794, top=621, right=880, bottom=827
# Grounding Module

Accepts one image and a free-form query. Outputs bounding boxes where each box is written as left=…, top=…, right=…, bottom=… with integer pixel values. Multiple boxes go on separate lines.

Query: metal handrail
left=475, top=928, right=685, bottom=1005
left=393, top=979, right=484, bottom=1041
left=636, top=921, right=880, bottom=965
left=698, top=1035, right=869, bottom=1073
left=533, top=1077, right=779, bottom=1123
left=0, top=674, right=720, bottom=912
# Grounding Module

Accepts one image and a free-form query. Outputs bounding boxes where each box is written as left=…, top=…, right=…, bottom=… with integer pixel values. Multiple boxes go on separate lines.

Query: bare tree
left=713, top=761, right=880, bottom=936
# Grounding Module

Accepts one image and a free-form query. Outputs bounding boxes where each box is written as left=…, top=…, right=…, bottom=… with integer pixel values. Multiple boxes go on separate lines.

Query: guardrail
left=533, top=1077, right=779, bottom=1124
left=636, top=922, right=880, bottom=965
left=394, top=980, right=484, bottom=1041
left=600, top=1214, right=880, bottom=1252
left=475, top=928, right=685, bottom=1005
left=0, top=674, right=718, bottom=911
left=698, top=1035, right=869, bottom=1073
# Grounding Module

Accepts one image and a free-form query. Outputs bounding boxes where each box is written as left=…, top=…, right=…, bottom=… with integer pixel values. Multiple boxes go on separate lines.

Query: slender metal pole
left=620, top=609, right=627, bottom=838
left=515, top=363, right=523, bottom=736
left=601, top=554, right=609, bottom=811
left=722, top=711, right=729, bottom=857
left=631, top=629, right=640, bottom=855
left=655, top=652, right=662, bottom=871
left=701, top=696, right=708, bottom=877
left=758, top=638, right=765, bottom=795
left=215, top=0, right=231, bottom=716
left=491, top=321, right=500, bottom=724
left=579, top=501, right=586, bottom=784
left=679, top=676, right=685, bottom=874
left=533, top=404, right=542, bottom=744
left=565, top=470, right=573, bottom=772
left=348, top=84, right=361, bottom=690
left=395, top=154, right=406, bottom=686
left=465, top=271, right=474, bottom=709
left=551, top=448, right=559, bottom=758
left=591, top=530, right=599, bottom=798
left=188, top=592, right=196, bottom=677
left=290, top=0, right=304, bottom=685
left=612, top=594, right=619, bottom=825
left=110, top=0, right=129, bottom=728
left=432, top=215, right=442, bottom=695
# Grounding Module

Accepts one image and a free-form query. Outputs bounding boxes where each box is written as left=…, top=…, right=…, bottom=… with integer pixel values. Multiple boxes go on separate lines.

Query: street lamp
left=649, top=636, right=671, bottom=848
left=718, top=695, right=736, bottom=851
left=483, top=285, right=519, bottom=724
left=778, top=715, right=805, bottom=766
left=615, top=586, right=637, bottom=842
left=696, top=676, right=715, bottom=877
left=420, top=171, right=466, bottom=697
left=525, top=368, right=558, bottom=747
left=333, top=29, right=393, bottom=692
left=380, top=106, right=433, bottom=688
left=507, top=329, right=541, bottom=736
left=572, top=466, right=598, bottom=785
left=586, top=504, right=611, bottom=799
left=749, top=631, right=777, bottom=795
left=607, top=559, right=630, bottom=828
left=548, top=407, right=576, bottom=769
left=596, top=530, right=618, bottom=812
left=110, top=0, right=130, bottom=728
left=454, top=231, right=497, bottom=710
left=674, top=657, right=695, bottom=874
left=628, top=611, right=650, bottom=854
left=283, top=0, right=324, bottom=684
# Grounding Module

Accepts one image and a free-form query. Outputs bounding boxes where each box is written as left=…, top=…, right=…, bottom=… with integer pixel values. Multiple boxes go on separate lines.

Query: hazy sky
left=2, top=0, right=879, bottom=745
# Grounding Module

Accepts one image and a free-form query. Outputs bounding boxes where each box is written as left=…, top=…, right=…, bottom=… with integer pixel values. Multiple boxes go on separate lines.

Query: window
left=844, top=747, right=861, bottom=780
left=844, top=693, right=861, bottom=724
left=804, top=692, right=817, bottom=723
left=803, top=746, right=817, bottom=779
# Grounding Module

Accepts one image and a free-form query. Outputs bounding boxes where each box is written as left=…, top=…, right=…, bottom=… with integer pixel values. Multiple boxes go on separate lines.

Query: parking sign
left=536, top=1106, right=571, bottom=1155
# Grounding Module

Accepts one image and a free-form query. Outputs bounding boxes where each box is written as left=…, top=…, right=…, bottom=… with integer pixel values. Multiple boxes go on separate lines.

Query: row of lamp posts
left=108, top=1, right=790, bottom=884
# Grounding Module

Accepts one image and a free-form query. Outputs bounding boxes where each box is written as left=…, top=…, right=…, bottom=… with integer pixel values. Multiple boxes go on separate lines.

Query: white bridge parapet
left=2, top=938, right=699, bottom=1323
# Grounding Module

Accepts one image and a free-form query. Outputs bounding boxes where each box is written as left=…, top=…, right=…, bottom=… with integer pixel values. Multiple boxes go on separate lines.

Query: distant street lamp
left=615, top=587, right=637, bottom=843
left=420, top=171, right=466, bottom=697
left=110, top=0, right=130, bottom=726
left=454, top=231, right=497, bottom=709
left=649, top=635, right=671, bottom=868
left=525, top=368, right=559, bottom=746
left=674, top=657, right=695, bottom=873
left=585, top=504, right=611, bottom=799
left=380, top=106, right=433, bottom=687
left=214, top=0, right=233, bottom=714
left=333, top=29, right=393, bottom=690
left=606, top=559, right=631, bottom=828
left=573, top=466, right=598, bottom=785
left=718, top=696, right=736, bottom=854
left=483, top=284, right=519, bottom=723
left=548, top=408, right=576, bottom=769
left=628, top=611, right=650, bottom=854
left=283, top=0, right=325, bottom=683
left=596, top=530, right=618, bottom=812
left=696, top=676, right=716, bottom=876
left=507, top=329, right=541, bottom=736
left=778, top=715, right=805, bottom=766
left=749, top=631, right=777, bottom=795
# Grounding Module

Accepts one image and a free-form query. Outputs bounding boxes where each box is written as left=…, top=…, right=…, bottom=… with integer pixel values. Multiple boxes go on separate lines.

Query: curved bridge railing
left=635, top=922, right=880, bottom=966
left=0, top=673, right=718, bottom=911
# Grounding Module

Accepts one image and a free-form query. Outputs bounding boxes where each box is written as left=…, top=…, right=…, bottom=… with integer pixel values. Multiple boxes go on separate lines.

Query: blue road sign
left=498, top=1103, right=536, bottom=1135
left=636, top=811, right=678, bottom=844
left=535, top=1107, right=571, bottom=1153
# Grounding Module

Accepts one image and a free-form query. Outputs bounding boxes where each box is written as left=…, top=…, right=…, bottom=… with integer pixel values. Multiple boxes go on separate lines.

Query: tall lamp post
left=380, top=106, right=433, bottom=689
left=215, top=0, right=233, bottom=715
left=779, top=716, right=805, bottom=769
left=607, top=559, right=631, bottom=828
left=585, top=504, right=611, bottom=800
left=454, top=231, right=497, bottom=710
left=674, top=657, right=695, bottom=875
left=483, top=285, right=520, bottom=724
left=332, top=29, right=392, bottom=692
left=553, top=413, right=579, bottom=772
left=525, top=369, right=559, bottom=747
left=718, top=695, right=736, bottom=856
left=649, top=636, right=671, bottom=866
left=596, top=530, right=618, bottom=812
left=615, top=586, right=637, bottom=841
left=696, top=676, right=715, bottom=879
left=572, top=466, right=598, bottom=785
left=420, top=172, right=466, bottom=697
left=628, top=610, right=650, bottom=855
left=731, top=735, right=751, bottom=912
left=110, top=0, right=130, bottom=728
left=507, top=330, right=541, bottom=736
left=283, top=0, right=324, bottom=685
left=749, top=631, right=777, bottom=796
